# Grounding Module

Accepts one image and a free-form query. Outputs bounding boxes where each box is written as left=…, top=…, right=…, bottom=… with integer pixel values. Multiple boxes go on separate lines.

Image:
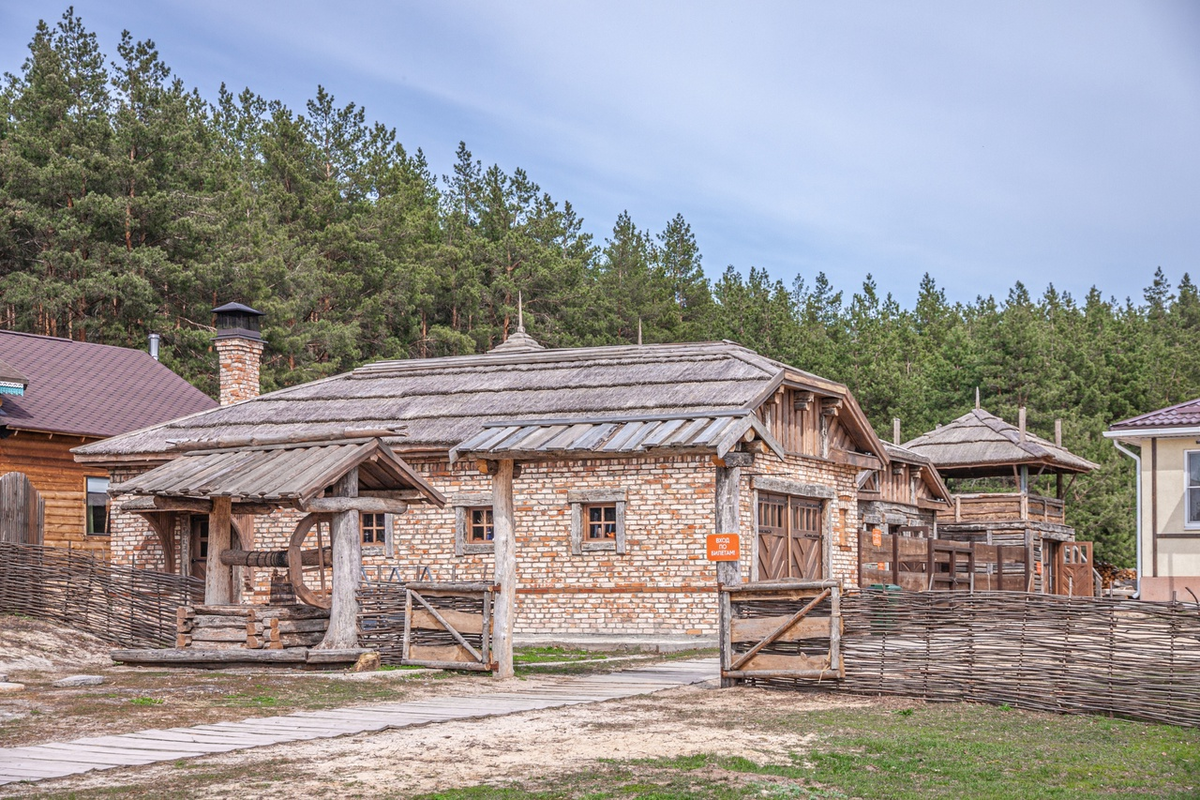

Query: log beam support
left=715, top=459, right=744, bottom=688
left=492, top=459, right=516, bottom=678
left=204, top=497, right=234, bottom=605
left=318, top=468, right=361, bottom=650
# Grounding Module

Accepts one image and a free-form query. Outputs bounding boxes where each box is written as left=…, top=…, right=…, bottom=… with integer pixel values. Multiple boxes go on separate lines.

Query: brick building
left=76, top=323, right=914, bottom=646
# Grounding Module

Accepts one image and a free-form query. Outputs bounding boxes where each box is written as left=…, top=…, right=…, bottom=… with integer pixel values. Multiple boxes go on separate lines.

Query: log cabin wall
left=0, top=431, right=110, bottom=558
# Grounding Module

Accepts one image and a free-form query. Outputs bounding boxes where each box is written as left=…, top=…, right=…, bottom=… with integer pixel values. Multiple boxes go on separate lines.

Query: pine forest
left=3, top=12, right=1198, bottom=567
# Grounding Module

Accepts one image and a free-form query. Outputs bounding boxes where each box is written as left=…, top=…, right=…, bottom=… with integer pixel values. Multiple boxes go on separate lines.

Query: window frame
left=85, top=476, right=110, bottom=536
left=569, top=490, right=627, bottom=555
left=453, top=494, right=496, bottom=556
left=1186, top=450, right=1200, bottom=530
left=360, top=512, right=389, bottom=545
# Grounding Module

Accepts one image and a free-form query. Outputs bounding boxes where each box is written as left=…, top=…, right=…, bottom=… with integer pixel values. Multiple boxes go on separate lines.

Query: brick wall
left=214, top=337, right=263, bottom=406
left=108, top=448, right=864, bottom=639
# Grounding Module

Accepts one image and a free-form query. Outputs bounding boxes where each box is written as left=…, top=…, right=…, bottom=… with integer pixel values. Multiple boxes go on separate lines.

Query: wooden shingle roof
left=116, top=438, right=445, bottom=507
left=903, top=408, right=1098, bottom=477
left=75, top=341, right=882, bottom=464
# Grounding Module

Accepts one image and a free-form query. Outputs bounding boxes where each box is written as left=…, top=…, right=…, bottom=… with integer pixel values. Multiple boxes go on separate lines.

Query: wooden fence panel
left=358, top=580, right=495, bottom=671
left=0, top=472, right=42, bottom=545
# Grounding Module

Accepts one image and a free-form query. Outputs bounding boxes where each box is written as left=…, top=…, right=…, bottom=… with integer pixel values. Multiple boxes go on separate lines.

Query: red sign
left=707, top=533, right=740, bottom=561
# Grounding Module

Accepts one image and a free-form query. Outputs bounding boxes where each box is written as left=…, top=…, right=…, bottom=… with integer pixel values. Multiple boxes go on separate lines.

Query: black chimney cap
left=213, top=302, right=265, bottom=341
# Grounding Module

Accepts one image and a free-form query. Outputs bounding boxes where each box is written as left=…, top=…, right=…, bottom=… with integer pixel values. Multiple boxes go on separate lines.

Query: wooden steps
left=0, top=658, right=716, bottom=786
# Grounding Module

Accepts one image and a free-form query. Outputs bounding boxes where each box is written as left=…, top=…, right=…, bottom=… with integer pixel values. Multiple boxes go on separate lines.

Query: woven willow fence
left=828, top=590, right=1200, bottom=727
left=0, top=542, right=203, bottom=648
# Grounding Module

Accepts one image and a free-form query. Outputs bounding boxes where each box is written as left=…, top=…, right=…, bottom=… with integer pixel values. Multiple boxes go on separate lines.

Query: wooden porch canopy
left=116, top=438, right=445, bottom=511
left=450, top=411, right=786, bottom=463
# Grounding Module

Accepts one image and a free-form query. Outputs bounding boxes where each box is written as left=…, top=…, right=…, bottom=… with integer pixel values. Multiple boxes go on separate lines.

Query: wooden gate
left=757, top=493, right=823, bottom=580
left=0, top=472, right=43, bottom=545
left=1056, top=541, right=1094, bottom=596
left=359, top=580, right=496, bottom=671
left=720, top=580, right=842, bottom=682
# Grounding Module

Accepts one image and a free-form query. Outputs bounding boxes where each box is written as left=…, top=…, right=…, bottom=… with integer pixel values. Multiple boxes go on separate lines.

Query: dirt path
left=6, top=683, right=874, bottom=798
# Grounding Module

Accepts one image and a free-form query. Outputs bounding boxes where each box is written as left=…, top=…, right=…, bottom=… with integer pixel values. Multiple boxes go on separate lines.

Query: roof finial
left=517, top=291, right=525, bottom=333
left=975, top=387, right=980, bottom=410
left=637, top=318, right=643, bottom=346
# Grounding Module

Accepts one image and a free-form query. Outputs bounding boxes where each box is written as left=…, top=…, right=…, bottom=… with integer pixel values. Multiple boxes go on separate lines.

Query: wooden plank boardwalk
left=0, top=658, right=715, bottom=786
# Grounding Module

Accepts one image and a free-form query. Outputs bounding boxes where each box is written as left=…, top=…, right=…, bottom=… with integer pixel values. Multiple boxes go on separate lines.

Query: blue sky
left=3, top=2, right=1198, bottom=307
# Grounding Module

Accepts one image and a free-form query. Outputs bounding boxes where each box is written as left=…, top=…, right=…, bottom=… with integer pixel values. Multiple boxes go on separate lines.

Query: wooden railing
left=859, top=531, right=1032, bottom=592
left=952, top=492, right=1065, bottom=524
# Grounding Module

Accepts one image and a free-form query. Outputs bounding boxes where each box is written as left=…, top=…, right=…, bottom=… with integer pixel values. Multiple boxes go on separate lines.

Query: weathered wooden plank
left=730, top=614, right=830, bottom=643
left=409, top=607, right=484, bottom=634
left=735, top=652, right=830, bottom=672
left=408, top=643, right=477, bottom=663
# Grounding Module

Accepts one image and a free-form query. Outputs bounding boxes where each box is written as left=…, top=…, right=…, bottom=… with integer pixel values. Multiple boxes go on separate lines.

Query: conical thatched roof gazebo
left=903, top=408, right=1098, bottom=481
left=904, top=407, right=1099, bottom=595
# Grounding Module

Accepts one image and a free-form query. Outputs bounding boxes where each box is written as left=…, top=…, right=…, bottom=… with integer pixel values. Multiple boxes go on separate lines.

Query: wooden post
left=892, top=418, right=901, bottom=445
left=205, top=497, right=233, bottom=605
left=715, top=456, right=746, bottom=688
left=318, top=468, right=361, bottom=650
left=492, top=459, right=516, bottom=678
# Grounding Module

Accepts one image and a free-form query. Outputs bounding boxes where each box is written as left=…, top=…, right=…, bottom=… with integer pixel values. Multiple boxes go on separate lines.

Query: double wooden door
left=757, top=493, right=823, bottom=580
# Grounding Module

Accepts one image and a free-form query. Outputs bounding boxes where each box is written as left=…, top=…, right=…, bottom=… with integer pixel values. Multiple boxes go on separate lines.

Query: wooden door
left=757, top=493, right=823, bottom=580
left=1056, top=541, right=1094, bottom=596
left=0, top=472, right=43, bottom=545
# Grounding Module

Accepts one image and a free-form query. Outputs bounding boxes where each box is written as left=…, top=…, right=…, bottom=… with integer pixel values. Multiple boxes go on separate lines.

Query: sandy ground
left=0, top=616, right=112, bottom=675
left=14, top=682, right=874, bottom=798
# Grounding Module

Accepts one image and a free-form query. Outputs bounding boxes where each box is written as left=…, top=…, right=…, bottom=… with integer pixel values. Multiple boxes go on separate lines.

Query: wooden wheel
left=287, top=513, right=334, bottom=608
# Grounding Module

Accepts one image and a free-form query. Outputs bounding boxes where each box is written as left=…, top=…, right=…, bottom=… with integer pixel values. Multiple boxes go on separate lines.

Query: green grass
left=513, top=646, right=609, bottom=664
left=415, top=702, right=1200, bottom=800
left=128, top=697, right=163, bottom=707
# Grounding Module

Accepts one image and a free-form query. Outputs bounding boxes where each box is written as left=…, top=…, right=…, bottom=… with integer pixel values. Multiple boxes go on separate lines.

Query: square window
left=361, top=512, right=387, bottom=544
left=470, top=507, right=494, bottom=542
left=569, top=493, right=626, bottom=555
left=586, top=504, right=617, bottom=539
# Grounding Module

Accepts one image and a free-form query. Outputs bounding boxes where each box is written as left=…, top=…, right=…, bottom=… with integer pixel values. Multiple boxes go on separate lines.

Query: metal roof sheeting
left=1110, top=397, right=1200, bottom=431
left=450, top=412, right=785, bottom=462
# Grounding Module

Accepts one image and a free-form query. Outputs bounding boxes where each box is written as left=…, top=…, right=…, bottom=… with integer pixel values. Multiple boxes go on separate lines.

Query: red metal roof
left=0, top=330, right=216, bottom=439
left=1110, top=397, right=1200, bottom=431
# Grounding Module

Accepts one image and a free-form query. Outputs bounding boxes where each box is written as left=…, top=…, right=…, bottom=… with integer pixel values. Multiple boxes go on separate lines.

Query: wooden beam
left=145, top=496, right=274, bottom=515
left=492, top=459, right=516, bottom=678
left=793, top=391, right=814, bottom=411
left=204, top=497, right=234, bottom=605
left=357, top=489, right=424, bottom=500
left=302, top=497, right=409, bottom=514
left=317, top=467, right=360, bottom=650
left=828, top=449, right=882, bottom=469
left=715, top=461, right=743, bottom=688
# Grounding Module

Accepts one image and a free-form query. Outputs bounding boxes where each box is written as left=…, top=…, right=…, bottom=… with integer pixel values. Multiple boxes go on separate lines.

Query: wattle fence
left=0, top=542, right=203, bottom=648
left=834, top=590, right=1200, bottom=727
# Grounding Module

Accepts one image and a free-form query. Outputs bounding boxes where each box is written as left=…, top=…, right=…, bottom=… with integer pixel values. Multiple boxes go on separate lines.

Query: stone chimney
left=212, top=302, right=265, bottom=406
